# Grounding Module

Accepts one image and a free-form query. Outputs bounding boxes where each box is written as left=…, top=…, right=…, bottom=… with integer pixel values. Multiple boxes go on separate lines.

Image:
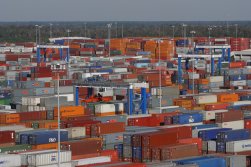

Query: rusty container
left=91, top=122, right=125, bottom=137
left=0, top=131, right=15, bottom=144
left=215, top=111, right=243, bottom=123
left=61, top=138, right=102, bottom=156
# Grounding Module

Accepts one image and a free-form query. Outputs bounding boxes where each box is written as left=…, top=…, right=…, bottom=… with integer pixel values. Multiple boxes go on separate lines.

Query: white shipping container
left=230, top=80, right=247, bottom=86
left=194, top=95, right=218, bottom=104
left=217, top=120, right=244, bottom=130
left=66, top=127, right=86, bottom=139
left=0, top=125, right=26, bottom=131
left=73, top=156, right=111, bottom=166
left=34, top=162, right=73, bottom=167
left=188, top=73, right=200, bottom=79
left=27, top=150, right=71, bottom=166
left=202, top=110, right=228, bottom=120
left=36, top=77, right=53, bottom=82
left=6, top=75, right=16, bottom=80
left=0, top=66, right=7, bottom=70
left=208, top=76, right=224, bottom=82
left=231, top=101, right=251, bottom=106
left=108, top=74, right=122, bottom=80
left=208, top=140, right=217, bottom=152
left=95, top=104, right=115, bottom=114
left=28, top=97, right=41, bottom=105
left=0, top=76, right=6, bottom=81
left=0, top=154, right=22, bottom=167
left=113, top=68, right=128, bottom=73
left=226, top=139, right=251, bottom=153
left=22, top=97, right=28, bottom=105
left=20, top=149, right=57, bottom=166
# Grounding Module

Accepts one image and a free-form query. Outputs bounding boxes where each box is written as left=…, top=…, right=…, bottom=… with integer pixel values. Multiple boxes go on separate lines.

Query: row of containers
left=1, top=37, right=250, bottom=62
left=1, top=106, right=251, bottom=167
left=1, top=82, right=251, bottom=167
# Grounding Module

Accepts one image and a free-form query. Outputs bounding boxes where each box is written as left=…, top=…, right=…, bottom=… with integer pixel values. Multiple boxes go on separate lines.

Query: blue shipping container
left=216, top=129, right=251, bottom=142
left=192, top=124, right=218, bottom=130
left=114, top=144, right=123, bottom=159
left=216, top=141, right=226, bottom=153
left=28, top=130, right=68, bottom=145
left=240, top=95, right=251, bottom=101
left=229, top=75, right=247, bottom=81
left=198, top=128, right=232, bottom=141
left=173, top=113, right=203, bottom=124
left=132, top=147, right=142, bottom=161
left=175, top=156, right=226, bottom=167
left=176, top=40, right=189, bottom=47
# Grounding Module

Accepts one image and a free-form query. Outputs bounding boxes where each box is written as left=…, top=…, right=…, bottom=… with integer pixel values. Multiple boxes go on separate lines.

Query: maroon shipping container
left=19, top=111, right=47, bottom=122
left=141, top=131, right=178, bottom=147
left=215, top=111, right=243, bottom=123
left=127, top=116, right=152, bottom=126
left=204, top=103, right=229, bottom=111
left=158, top=126, right=192, bottom=139
left=159, top=144, right=199, bottom=161
left=61, top=139, right=102, bottom=156
left=0, top=131, right=15, bottom=144
left=91, top=122, right=125, bottom=137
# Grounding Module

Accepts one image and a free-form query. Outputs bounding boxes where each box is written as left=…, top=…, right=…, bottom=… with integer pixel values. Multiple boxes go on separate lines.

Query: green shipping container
left=0, top=144, right=32, bottom=153
left=0, top=98, right=11, bottom=105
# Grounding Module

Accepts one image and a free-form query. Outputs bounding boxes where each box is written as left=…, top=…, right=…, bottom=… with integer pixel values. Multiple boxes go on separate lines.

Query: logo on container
left=189, top=116, right=194, bottom=123
left=242, top=144, right=251, bottom=148
left=49, top=138, right=57, bottom=143
left=0, top=161, right=7, bottom=164
left=51, top=155, right=57, bottom=161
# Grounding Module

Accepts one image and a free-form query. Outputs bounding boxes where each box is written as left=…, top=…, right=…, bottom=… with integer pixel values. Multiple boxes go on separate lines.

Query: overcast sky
left=1, top=0, right=250, bottom=21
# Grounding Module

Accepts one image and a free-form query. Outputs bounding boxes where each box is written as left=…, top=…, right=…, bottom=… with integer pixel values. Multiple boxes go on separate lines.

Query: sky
left=1, top=0, right=251, bottom=22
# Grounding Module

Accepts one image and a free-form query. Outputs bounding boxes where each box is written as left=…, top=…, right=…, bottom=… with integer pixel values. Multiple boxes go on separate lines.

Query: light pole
left=107, top=23, right=112, bottom=58
left=208, top=26, right=213, bottom=54
left=54, top=63, right=61, bottom=167
left=35, top=25, right=38, bottom=45
left=121, top=24, right=124, bottom=38
left=67, top=29, right=71, bottom=70
left=115, top=22, right=118, bottom=38
left=157, top=39, right=163, bottom=113
left=235, top=24, right=238, bottom=39
left=182, top=24, right=187, bottom=53
left=84, top=23, right=87, bottom=37
left=49, top=23, right=53, bottom=39
left=190, top=30, right=196, bottom=95
left=38, top=25, right=43, bottom=45
left=171, top=25, right=175, bottom=57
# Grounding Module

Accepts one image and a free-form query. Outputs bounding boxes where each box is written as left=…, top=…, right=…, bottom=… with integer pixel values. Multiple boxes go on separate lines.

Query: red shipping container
left=0, top=131, right=15, bottom=144
left=229, top=61, right=246, bottom=68
left=61, top=139, right=102, bottom=156
left=91, top=122, right=125, bottom=137
left=19, top=111, right=47, bottom=122
left=204, top=103, right=229, bottom=111
left=245, top=119, right=251, bottom=129
left=151, top=112, right=180, bottom=124
left=159, top=126, right=192, bottom=139
left=178, top=138, right=202, bottom=154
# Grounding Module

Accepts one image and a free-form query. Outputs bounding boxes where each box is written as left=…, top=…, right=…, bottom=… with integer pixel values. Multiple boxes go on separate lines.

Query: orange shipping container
left=32, top=143, right=58, bottom=150
left=38, top=121, right=59, bottom=129
left=217, top=94, right=239, bottom=103
left=198, top=79, right=209, bottom=85
left=0, top=113, right=20, bottom=124
left=54, top=106, right=85, bottom=118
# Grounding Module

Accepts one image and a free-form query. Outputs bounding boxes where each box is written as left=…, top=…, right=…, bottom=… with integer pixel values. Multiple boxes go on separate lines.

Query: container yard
left=0, top=34, right=251, bottom=167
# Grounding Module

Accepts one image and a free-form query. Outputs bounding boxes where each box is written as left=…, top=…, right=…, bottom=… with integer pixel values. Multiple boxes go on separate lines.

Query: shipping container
left=0, top=154, right=22, bottom=167
left=61, top=138, right=102, bottom=156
